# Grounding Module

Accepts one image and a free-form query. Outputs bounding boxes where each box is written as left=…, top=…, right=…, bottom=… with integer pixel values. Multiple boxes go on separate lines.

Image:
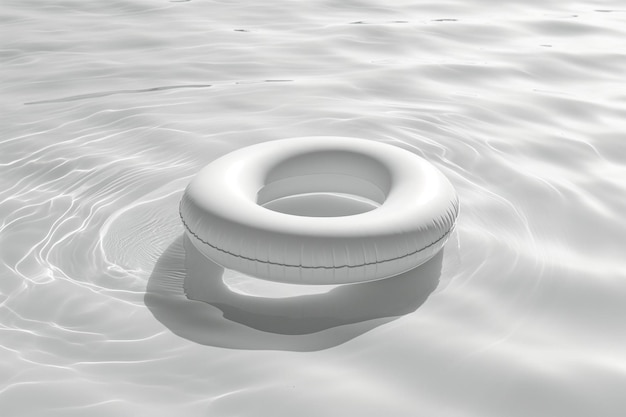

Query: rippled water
left=2, top=1, right=626, bottom=415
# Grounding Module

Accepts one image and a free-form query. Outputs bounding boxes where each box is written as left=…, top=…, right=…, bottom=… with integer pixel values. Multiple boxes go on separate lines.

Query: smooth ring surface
left=180, top=137, right=459, bottom=284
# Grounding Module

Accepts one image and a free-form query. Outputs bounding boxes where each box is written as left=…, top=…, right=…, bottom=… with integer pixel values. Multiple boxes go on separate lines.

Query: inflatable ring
left=180, top=137, right=459, bottom=284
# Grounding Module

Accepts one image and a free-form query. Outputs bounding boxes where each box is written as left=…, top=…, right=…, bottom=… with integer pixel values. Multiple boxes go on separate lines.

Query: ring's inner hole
left=257, top=150, right=391, bottom=217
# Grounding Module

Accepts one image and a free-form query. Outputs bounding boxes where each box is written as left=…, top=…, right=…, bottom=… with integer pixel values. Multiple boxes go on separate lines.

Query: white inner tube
left=180, top=137, right=459, bottom=284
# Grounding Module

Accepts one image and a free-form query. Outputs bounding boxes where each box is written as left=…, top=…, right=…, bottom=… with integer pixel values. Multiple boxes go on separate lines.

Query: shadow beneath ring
left=144, top=235, right=442, bottom=351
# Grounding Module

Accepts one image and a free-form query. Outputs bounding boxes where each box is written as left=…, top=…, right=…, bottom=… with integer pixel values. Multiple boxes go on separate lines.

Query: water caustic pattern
left=1, top=0, right=626, bottom=415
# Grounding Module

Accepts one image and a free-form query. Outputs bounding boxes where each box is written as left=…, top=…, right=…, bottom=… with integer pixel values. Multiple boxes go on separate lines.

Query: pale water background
left=2, top=0, right=626, bottom=415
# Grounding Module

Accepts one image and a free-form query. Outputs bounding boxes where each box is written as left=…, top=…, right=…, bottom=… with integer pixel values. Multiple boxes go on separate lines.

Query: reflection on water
left=2, top=0, right=626, bottom=416
left=144, top=235, right=441, bottom=349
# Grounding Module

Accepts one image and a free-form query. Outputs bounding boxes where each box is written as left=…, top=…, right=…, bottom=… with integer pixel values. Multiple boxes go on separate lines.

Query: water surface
left=1, top=1, right=626, bottom=415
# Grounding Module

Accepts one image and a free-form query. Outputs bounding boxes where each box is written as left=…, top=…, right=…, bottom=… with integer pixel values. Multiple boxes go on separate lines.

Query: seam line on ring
left=179, top=208, right=454, bottom=269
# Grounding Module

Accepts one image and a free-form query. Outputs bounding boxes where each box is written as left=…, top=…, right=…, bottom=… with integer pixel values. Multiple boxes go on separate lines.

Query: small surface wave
left=24, top=84, right=213, bottom=105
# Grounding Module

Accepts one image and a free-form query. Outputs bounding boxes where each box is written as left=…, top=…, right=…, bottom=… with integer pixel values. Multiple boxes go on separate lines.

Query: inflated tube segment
left=180, top=137, right=459, bottom=284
